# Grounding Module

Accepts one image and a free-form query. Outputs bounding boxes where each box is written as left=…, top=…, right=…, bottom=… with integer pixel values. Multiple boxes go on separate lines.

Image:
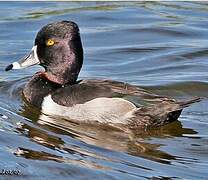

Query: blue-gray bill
left=5, top=45, right=39, bottom=72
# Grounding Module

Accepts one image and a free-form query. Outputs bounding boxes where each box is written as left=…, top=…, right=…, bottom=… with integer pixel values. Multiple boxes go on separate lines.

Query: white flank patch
left=41, top=95, right=136, bottom=124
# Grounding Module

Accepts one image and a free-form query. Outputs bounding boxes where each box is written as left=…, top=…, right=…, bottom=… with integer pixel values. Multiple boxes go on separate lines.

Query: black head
left=5, top=21, right=83, bottom=85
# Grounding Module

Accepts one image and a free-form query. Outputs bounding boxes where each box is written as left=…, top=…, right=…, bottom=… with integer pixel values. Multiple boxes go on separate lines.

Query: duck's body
left=5, top=21, right=201, bottom=129
left=22, top=73, right=198, bottom=128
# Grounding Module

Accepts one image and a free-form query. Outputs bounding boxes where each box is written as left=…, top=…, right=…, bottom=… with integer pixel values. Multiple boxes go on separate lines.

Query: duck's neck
left=43, top=64, right=81, bottom=85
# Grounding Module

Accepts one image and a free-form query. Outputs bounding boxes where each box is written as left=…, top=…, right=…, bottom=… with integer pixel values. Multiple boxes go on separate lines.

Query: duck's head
left=5, top=21, right=83, bottom=85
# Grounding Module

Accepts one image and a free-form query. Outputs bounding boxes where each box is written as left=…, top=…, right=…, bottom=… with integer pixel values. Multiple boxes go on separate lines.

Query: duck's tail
left=128, top=97, right=202, bottom=129
left=164, top=97, right=202, bottom=127
left=178, top=97, right=202, bottom=109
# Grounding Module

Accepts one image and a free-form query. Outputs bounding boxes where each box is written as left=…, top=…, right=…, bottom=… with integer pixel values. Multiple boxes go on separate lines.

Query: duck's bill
left=5, top=45, right=40, bottom=71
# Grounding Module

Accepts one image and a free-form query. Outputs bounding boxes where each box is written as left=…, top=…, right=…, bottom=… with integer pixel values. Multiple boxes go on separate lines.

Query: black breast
left=23, top=73, right=61, bottom=107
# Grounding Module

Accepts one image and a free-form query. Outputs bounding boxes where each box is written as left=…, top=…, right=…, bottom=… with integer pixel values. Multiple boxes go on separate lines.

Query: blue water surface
left=0, top=2, right=208, bottom=179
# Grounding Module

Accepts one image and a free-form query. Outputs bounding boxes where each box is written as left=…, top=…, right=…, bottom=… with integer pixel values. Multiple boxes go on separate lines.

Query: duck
left=5, top=21, right=201, bottom=129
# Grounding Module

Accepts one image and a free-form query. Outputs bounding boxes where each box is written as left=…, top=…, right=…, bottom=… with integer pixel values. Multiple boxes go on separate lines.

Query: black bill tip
left=5, top=64, right=13, bottom=71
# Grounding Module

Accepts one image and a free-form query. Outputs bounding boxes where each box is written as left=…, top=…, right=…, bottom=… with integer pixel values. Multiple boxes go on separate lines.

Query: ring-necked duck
left=5, top=21, right=201, bottom=129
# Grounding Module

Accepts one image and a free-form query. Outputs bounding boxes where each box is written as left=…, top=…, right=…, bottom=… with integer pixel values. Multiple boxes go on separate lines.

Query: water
left=0, top=2, right=208, bottom=179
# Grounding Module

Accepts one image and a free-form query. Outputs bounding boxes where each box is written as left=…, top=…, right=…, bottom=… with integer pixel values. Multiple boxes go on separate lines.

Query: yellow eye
left=46, top=39, right=55, bottom=46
